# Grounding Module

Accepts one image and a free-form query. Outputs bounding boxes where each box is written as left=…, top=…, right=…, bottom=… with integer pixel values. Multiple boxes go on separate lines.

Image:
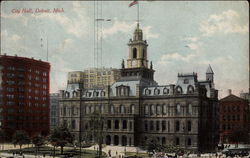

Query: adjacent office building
left=0, top=54, right=50, bottom=138
left=219, top=90, right=249, bottom=143
left=67, top=68, right=120, bottom=89
left=50, top=93, right=59, bottom=129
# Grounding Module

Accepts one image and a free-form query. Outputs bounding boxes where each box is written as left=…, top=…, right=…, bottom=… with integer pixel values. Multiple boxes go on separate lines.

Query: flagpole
left=137, top=0, right=139, bottom=25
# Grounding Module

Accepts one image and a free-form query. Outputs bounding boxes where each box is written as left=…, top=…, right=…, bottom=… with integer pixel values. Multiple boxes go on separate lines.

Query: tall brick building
left=219, top=90, right=249, bottom=143
left=0, top=54, right=50, bottom=138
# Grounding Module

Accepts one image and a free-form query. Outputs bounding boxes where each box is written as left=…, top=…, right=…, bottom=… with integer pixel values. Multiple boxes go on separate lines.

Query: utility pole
left=79, top=89, right=82, bottom=158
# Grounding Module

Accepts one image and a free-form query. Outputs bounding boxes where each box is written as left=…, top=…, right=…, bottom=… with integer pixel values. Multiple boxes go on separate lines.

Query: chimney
left=228, top=89, right=232, bottom=95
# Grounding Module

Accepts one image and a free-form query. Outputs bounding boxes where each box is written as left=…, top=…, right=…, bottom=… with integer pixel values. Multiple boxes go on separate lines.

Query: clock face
left=132, top=60, right=137, bottom=67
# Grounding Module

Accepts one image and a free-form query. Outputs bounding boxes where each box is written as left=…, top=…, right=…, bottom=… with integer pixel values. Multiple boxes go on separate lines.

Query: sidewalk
left=85, top=144, right=146, bottom=158
left=0, top=152, right=58, bottom=158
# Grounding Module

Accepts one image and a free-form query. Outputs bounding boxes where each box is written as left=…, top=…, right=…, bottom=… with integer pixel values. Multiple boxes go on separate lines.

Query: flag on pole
left=129, top=0, right=138, bottom=7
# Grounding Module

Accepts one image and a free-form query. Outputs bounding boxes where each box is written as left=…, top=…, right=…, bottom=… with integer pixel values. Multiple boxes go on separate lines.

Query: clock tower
left=127, top=23, right=149, bottom=68
left=120, top=23, right=155, bottom=84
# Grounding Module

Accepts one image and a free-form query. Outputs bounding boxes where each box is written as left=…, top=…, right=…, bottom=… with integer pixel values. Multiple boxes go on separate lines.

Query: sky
left=1, top=1, right=249, bottom=98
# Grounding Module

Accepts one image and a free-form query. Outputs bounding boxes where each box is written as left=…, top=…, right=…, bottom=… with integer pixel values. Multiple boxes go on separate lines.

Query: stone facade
left=59, top=24, right=219, bottom=152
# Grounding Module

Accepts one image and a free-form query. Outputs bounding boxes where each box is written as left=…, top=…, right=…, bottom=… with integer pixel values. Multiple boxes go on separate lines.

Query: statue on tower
left=150, top=61, right=153, bottom=69
left=121, top=59, right=125, bottom=69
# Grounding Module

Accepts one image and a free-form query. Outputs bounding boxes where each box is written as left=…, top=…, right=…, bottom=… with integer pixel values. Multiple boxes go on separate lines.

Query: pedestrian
left=108, top=150, right=111, bottom=157
left=116, top=151, right=118, bottom=156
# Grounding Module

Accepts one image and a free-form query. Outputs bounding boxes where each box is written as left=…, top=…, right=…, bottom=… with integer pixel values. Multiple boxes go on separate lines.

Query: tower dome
left=133, top=23, right=143, bottom=41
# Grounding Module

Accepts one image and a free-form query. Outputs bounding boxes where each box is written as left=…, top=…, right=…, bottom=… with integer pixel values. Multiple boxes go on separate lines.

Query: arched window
left=150, top=105, right=155, bottom=115
left=145, top=89, right=151, bottom=95
left=120, top=105, right=125, bottom=113
left=188, top=104, right=192, bottom=115
left=145, top=105, right=149, bottom=115
left=101, top=91, right=105, bottom=97
left=91, top=106, right=95, bottom=113
left=156, top=105, right=161, bottom=115
left=176, top=104, right=181, bottom=115
left=163, top=88, right=169, bottom=94
left=88, top=106, right=91, bottom=114
left=176, top=86, right=182, bottom=94
left=131, top=105, right=135, bottom=114
left=187, top=85, right=194, bottom=94
left=163, top=104, right=167, bottom=115
left=154, top=88, right=160, bottom=95
left=100, top=105, right=104, bottom=113
left=110, top=105, right=114, bottom=114
left=86, top=106, right=89, bottom=114
left=133, top=48, right=137, bottom=58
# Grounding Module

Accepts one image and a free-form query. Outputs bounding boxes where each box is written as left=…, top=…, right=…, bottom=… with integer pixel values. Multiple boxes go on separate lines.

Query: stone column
left=111, top=120, right=114, bottom=130
left=119, top=120, right=121, bottom=131
left=119, top=135, right=122, bottom=146
left=131, top=136, right=134, bottom=146
left=111, top=135, right=114, bottom=146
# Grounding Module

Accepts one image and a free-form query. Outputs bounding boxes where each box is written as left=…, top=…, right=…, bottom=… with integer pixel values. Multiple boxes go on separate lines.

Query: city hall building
left=59, top=24, right=219, bottom=152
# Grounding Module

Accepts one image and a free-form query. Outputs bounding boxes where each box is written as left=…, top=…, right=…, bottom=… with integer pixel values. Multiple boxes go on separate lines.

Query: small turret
left=133, top=23, right=143, bottom=41
left=206, top=65, right=214, bottom=82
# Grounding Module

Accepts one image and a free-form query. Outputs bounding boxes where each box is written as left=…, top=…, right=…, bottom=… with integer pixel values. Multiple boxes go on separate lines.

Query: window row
left=144, top=104, right=193, bottom=115
left=144, top=120, right=192, bottom=132
left=84, top=104, right=135, bottom=114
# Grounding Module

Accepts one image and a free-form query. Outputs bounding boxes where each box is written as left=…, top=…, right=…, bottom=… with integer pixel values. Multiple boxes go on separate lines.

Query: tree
left=0, top=129, right=5, bottom=150
left=12, top=130, right=30, bottom=152
left=49, top=125, right=73, bottom=154
left=145, top=137, right=162, bottom=153
left=32, top=134, right=45, bottom=156
left=85, top=111, right=106, bottom=158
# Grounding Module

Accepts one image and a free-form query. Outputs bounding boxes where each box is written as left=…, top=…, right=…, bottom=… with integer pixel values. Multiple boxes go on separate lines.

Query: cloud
left=182, top=36, right=198, bottom=42
left=102, top=19, right=136, bottom=38
left=200, top=10, right=249, bottom=36
left=25, top=2, right=90, bottom=38
left=102, top=19, right=159, bottom=39
left=1, top=11, right=29, bottom=26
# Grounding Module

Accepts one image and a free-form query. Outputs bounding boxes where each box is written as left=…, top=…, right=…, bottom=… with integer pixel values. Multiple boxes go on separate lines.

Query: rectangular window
left=107, top=120, right=111, bottom=129
left=187, top=121, right=192, bottom=132
left=162, top=121, right=166, bottom=131
left=71, top=120, right=75, bottom=129
left=175, top=121, right=180, bottom=132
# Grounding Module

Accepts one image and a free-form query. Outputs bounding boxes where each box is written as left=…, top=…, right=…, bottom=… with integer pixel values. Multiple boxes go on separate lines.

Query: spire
left=206, top=64, right=214, bottom=74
